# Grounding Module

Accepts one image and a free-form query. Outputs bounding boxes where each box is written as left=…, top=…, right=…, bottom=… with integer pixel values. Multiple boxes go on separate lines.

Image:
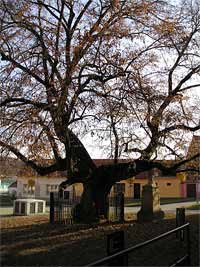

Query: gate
left=50, top=191, right=124, bottom=224
left=108, top=192, right=124, bottom=222
left=50, top=191, right=80, bottom=224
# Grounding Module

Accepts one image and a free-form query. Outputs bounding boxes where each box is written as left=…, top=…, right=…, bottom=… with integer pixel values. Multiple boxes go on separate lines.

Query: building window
left=167, top=183, right=171, bottom=186
left=22, top=180, right=35, bottom=195
left=113, top=183, right=125, bottom=194
left=23, top=184, right=35, bottom=195
left=46, top=184, right=59, bottom=195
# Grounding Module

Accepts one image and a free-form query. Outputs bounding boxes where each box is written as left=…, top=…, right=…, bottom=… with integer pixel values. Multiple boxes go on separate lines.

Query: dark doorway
left=134, top=183, right=141, bottom=199
left=187, top=184, right=196, bottom=198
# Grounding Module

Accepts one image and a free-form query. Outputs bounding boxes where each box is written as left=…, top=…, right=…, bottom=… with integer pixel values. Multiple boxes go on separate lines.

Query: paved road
left=0, top=201, right=199, bottom=217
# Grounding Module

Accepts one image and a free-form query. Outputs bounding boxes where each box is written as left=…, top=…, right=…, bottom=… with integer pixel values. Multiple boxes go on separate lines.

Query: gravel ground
left=0, top=213, right=199, bottom=266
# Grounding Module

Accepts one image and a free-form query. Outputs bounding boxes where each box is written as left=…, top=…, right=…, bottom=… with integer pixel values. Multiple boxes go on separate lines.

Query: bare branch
left=0, top=52, right=46, bottom=85
left=0, top=97, right=49, bottom=110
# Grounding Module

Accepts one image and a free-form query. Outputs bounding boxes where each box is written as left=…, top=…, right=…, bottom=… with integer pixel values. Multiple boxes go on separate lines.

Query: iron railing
left=50, top=192, right=80, bottom=224
left=50, top=192, right=125, bottom=224
left=87, top=223, right=191, bottom=266
left=108, top=192, right=124, bottom=222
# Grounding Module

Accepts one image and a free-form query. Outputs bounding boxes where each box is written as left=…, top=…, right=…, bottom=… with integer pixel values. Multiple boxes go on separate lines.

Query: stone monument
left=137, top=176, right=164, bottom=222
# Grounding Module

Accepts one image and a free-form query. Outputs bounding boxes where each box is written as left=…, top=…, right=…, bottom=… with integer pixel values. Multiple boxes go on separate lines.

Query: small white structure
left=13, top=199, right=46, bottom=216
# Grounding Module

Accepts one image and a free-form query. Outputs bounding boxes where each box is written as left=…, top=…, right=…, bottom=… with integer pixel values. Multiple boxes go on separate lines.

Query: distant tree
left=0, top=0, right=199, bottom=222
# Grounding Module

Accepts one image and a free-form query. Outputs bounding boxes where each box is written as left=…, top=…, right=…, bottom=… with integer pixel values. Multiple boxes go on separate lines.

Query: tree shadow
left=0, top=214, right=199, bottom=266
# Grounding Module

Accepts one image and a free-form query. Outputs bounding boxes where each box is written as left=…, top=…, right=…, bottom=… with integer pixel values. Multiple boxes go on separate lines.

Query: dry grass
left=0, top=214, right=49, bottom=229
left=0, top=213, right=199, bottom=266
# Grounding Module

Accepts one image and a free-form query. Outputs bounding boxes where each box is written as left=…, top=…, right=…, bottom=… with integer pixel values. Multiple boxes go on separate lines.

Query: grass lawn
left=0, top=212, right=199, bottom=266
left=125, top=197, right=196, bottom=207
left=186, top=203, right=200, bottom=210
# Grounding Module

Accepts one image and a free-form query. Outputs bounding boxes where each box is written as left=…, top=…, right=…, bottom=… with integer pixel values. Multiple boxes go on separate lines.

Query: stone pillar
left=137, top=178, right=164, bottom=222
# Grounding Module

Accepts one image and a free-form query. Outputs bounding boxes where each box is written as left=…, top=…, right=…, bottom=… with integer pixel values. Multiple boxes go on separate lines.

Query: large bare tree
left=0, top=0, right=199, bottom=222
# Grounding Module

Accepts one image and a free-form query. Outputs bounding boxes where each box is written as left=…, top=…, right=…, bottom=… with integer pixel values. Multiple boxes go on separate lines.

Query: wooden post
left=50, top=192, right=55, bottom=223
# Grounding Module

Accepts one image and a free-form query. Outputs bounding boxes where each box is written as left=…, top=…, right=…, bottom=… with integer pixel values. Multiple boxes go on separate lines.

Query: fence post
left=176, top=208, right=185, bottom=240
left=107, top=230, right=127, bottom=266
left=120, top=193, right=125, bottom=222
left=186, top=224, right=191, bottom=266
left=50, top=192, right=55, bottom=223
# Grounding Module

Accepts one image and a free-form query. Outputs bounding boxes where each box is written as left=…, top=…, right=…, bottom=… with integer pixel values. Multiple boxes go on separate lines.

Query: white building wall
left=16, top=177, right=69, bottom=200
left=17, top=180, right=23, bottom=198
left=39, top=177, right=66, bottom=199
left=35, top=179, right=40, bottom=198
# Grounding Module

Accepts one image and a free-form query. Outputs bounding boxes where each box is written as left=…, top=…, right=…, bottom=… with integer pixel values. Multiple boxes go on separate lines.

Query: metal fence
left=87, top=223, right=191, bottom=266
left=108, top=192, right=124, bottom=222
left=50, top=191, right=125, bottom=225
left=50, top=192, right=80, bottom=224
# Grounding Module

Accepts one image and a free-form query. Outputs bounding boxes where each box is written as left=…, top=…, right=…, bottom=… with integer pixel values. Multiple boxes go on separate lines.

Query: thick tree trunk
left=72, top=161, right=137, bottom=223
left=73, top=183, right=97, bottom=223
left=74, top=180, right=112, bottom=223
left=70, top=159, right=188, bottom=223
left=93, top=184, right=112, bottom=220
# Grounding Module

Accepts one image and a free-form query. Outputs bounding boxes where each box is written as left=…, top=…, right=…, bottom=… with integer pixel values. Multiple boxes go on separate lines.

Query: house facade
left=16, top=177, right=84, bottom=200
left=1, top=136, right=199, bottom=200
left=0, top=158, right=184, bottom=200
left=114, top=136, right=200, bottom=199
left=0, top=158, right=78, bottom=200
left=93, top=159, right=182, bottom=199
left=16, top=176, right=66, bottom=199
left=113, top=175, right=182, bottom=199
left=7, top=175, right=83, bottom=201
left=181, top=135, right=200, bottom=198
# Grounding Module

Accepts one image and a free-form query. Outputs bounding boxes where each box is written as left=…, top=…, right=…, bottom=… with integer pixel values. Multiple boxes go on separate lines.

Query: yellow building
left=0, top=157, right=188, bottom=200
left=113, top=175, right=182, bottom=199
left=93, top=159, right=182, bottom=199
left=182, top=135, right=200, bottom=198
left=73, top=175, right=182, bottom=199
